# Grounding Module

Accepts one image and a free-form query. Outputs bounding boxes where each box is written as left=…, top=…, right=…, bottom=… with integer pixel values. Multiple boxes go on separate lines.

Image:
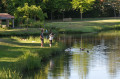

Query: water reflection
left=49, top=59, right=54, bottom=70
left=48, top=32, right=120, bottom=79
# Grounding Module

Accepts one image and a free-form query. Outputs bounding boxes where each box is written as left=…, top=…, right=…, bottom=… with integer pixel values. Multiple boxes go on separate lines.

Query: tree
left=16, top=3, right=46, bottom=20
left=45, top=0, right=57, bottom=20
left=34, top=0, right=48, bottom=10
left=103, top=0, right=120, bottom=17
left=71, top=0, right=95, bottom=19
left=54, top=0, right=72, bottom=19
left=45, top=0, right=72, bottom=20
left=15, top=3, right=47, bottom=27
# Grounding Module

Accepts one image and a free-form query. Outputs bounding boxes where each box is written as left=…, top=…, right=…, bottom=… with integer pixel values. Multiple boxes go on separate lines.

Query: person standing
left=49, top=32, right=53, bottom=47
left=40, top=29, right=44, bottom=47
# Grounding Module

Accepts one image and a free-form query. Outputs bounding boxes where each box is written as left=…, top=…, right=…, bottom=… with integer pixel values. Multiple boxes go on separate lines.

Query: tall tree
left=45, top=0, right=57, bottom=20
left=103, top=0, right=120, bottom=17
left=45, top=0, right=72, bottom=20
left=71, top=0, right=95, bottom=19
left=54, top=0, right=72, bottom=19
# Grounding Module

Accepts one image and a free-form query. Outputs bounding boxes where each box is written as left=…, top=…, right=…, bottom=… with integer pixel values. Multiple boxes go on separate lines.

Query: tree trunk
left=113, top=7, right=116, bottom=17
left=51, top=12, right=53, bottom=21
left=27, top=18, right=28, bottom=28
left=12, top=19, right=14, bottom=28
left=57, top=15, right=60, bottom=19
left=80, top=9, right=83, bottom=20
left=119, top=9, right=120, bottom=17
left=112, top=4, right=116, bottom=17
left=34, top=16, right=36, bottom=21
left=6, top=20, right=9, bottom=27
left=62, top=12, right=64, bottom=19
left=80, top=12, right=82, bottom=20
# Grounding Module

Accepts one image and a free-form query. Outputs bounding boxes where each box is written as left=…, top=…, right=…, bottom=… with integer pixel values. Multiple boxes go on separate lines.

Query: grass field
left=0, top=36, right=64, bottom=78
left=46, top=18, right=120, bottom=33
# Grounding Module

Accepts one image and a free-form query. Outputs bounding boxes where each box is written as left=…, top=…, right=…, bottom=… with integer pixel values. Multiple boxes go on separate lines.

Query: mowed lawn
left=0, top=36, right=61, bottom=62
left=46, top=18, right=120, bottom=33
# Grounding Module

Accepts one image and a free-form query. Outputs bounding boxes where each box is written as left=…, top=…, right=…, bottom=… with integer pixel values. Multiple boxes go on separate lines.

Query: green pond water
left=1, top=31, right=120, bottom=79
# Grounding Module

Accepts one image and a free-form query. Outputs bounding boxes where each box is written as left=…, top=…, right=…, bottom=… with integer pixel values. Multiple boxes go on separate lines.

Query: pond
left=1, top=31, right=120, bottom=79
left=41, top=31, right=120, bottom=79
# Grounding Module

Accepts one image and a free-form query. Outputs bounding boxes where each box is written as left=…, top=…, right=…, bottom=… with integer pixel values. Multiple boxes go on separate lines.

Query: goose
left=87, top=50, right=89, bottom=53
left=80, top=48, right=85, bottom=51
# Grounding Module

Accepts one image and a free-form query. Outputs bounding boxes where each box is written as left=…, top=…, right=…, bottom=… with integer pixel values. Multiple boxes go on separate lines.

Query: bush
left=19, top=20, right=44, bottom=28
left=32, top=21, right=44, bottom=28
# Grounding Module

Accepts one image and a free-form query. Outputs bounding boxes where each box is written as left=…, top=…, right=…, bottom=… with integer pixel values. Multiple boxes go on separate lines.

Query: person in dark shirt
left=40, top=29, right=44, bottom=47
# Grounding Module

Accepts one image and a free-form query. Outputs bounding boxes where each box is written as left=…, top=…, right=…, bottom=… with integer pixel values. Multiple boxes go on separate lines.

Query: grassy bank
left=0, top=28, right=58, bottom=36
left=0, top=36, right=65, bottom=78
left=0, top=18, right=120, bottom=36
left=45, top=18, right=120, bottom=33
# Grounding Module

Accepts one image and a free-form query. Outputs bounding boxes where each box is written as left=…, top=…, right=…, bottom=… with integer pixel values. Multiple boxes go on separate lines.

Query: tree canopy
left=71, top=0, right=95, bottom=19
left=15, top=3, right=46, bottom=21
left=0, top=0, right=120, bottom=22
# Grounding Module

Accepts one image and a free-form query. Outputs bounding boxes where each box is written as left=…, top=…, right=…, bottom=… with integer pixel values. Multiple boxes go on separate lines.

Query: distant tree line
left=0, top=0, right=120, bottom=25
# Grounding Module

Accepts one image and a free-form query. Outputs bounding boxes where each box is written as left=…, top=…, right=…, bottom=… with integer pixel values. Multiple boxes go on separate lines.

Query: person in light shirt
left=49, top=32, right=54, bottom=47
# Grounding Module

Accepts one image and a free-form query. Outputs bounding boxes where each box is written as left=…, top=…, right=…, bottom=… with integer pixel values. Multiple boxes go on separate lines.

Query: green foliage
left=1, top=0, right=120, bottom=20
left=54, top=0, right=72, bottom=12
left=15, top=3, right=47, bottom=27
left=71, top=0, right=95, bottom=19
left=45, top=0, right=72, bottom=19
left=15, top=3, right=46, bottom=21
left=20, top=19, right=44, bottom=28
left=72, top=0, right=95, bottom=11
left=6, top=0, right=36, bottom=14
left=32, top=21, right=44, bottom=28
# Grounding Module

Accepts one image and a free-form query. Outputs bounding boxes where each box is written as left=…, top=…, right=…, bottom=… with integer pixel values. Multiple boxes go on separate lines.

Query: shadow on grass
left=0, top=45, right=24, bottom=58
left=0, top=37, right=52, bottom=47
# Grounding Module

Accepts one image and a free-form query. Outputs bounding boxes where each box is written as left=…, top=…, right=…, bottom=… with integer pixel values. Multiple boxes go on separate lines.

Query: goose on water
left=80, top=48, right=85, bottom=51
